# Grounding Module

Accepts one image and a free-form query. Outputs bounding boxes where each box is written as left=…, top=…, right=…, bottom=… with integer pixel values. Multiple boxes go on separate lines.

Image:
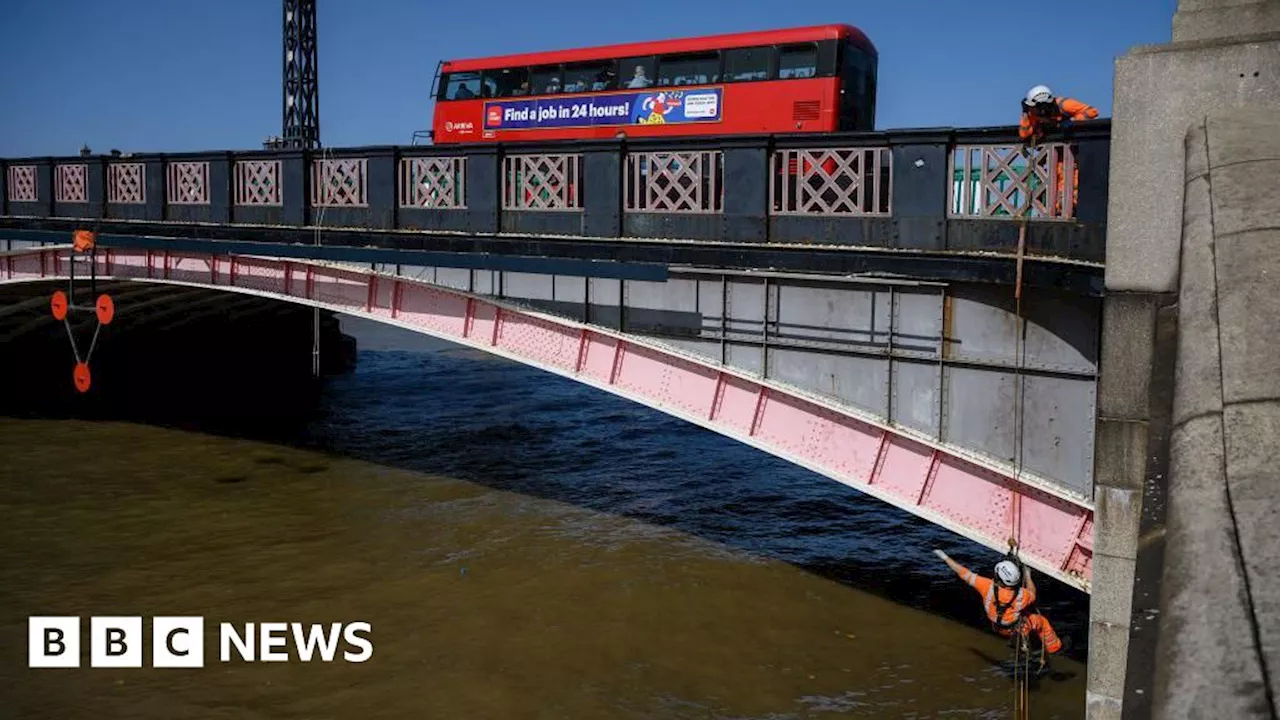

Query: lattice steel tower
left=282, top=0, right=320, bottom=149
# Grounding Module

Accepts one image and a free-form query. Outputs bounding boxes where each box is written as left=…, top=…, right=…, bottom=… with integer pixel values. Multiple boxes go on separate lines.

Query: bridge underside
left=0, top=244, right=1095, bottom=591
left=0, top=279, right=352, bottom=421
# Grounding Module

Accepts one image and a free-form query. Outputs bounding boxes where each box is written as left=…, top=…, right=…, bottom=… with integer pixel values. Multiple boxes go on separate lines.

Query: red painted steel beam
left=0, top=245, right=1095, bottom=592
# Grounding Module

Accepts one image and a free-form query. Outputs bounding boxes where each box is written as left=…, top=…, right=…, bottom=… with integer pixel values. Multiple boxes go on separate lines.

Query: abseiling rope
left=1009, top=189, right=1033, bottom=720
left=311, top=145, right=334, bottom=376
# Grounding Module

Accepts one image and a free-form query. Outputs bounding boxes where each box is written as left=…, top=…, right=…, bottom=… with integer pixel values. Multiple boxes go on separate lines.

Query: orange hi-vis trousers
left=997, top=612, right=1062, bottom=654
left=1053, top=162, right=1079, bottom=217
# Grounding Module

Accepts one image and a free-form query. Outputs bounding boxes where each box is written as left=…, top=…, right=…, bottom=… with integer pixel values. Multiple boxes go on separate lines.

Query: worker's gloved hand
left=933, top=549, right=949, bottom=561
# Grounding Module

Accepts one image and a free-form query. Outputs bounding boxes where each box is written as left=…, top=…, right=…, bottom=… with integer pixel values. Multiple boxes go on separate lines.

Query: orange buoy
left=95, top=294, right=115, bottom=325
left=73, top=362, right=91, bottom=393
left=73, top=229, right=97, bottom=253
left=51, top=290, right=68, bottom=320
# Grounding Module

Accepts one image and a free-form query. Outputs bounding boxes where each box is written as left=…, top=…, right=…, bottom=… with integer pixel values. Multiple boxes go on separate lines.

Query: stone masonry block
left=1185, top=120, right=1210, bottom=182
left=1214, top=227, right=1280, bottom=404
left=1093, top=418, right=1149, bottom=492
left=1085, top=691, right=1123, bottom=720
left=1090, top=552, right=1137, bottom=627
left=1205, top=157, right=1280, bottom=239
left=1179, top=0, right=1278, bottom=10
left=1157, top=413, right=1270, bottom=718
left=1097, top=293, right=1157, bottom=420
left=1087, top=620, right=1131, bottom=700
left=1107, top=39, right=1280, bottom=293
left=1205, top=108, right=1280, bottom=166
left=1094, top=485, right=1143, bottom=560
left=1173, top=128, right=1225, bottom=426
left=1223, top=400, right=1280, bottom=696
left=1174, top=3, right=1280, bottom=42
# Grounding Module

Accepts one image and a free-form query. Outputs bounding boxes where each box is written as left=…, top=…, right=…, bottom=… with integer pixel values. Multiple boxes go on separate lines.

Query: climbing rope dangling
left=1008, top=192, right=1033, bottom=720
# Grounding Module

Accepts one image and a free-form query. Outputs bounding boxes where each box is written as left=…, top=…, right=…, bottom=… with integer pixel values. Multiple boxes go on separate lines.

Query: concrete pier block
left=1174, top=0, right=1280, bottom=42
left=1095, top=486, right=1143, bottom=561
left=1094, top=419, right=1149, bottom=492
left=1106, top=34, right=1280, bottom=294
left=1088, top=620, right=1133, bottom=701
left=1091, top=552, right=1138, bottom=627
left=1097, top=294, right=1158, bottom=419
left=1151, top=113, right=1280, bottom=719
left=1156, top=415, right=1270, bottom=718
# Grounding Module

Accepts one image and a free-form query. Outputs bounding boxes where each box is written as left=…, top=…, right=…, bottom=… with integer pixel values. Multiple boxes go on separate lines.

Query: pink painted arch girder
left=0, top=245, right=1095, bottom=593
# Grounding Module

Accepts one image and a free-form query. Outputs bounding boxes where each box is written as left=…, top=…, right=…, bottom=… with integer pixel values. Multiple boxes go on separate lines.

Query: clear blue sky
left=0, top=0, right=1176, bottom=156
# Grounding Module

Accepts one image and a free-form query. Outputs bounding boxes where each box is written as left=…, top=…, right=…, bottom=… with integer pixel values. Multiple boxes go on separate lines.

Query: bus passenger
left=628, top=65, right=651, bottom=88
left=593, top=68, right=616, bottom=91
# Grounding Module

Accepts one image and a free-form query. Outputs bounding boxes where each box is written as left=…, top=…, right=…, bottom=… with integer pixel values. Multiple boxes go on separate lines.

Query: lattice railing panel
left=166, top=161, right=210, bottom=205
left=6, top=165, right=37, bottom=202
left=55, top=164, right=87, bottom=203
left=625, top=151, right=722, bottom=213
left=234, top=160, right=282, bottom=206
left=770, top=148, right=892, bottom=216
left=312, top=158, right=368, bottom=208
left=949, top=143, right=1076, bottom=220
left=399, top=157, right=466, bottom=209
left=107, top=163, right=146, bottom=204
left=502, top=154, right=581, bottom=211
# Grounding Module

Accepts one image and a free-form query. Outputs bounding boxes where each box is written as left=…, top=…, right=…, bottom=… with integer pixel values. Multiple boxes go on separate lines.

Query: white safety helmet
left=995, top=560, right=1022, bottom=587
left=1026, top=85, right=1053, bottom=105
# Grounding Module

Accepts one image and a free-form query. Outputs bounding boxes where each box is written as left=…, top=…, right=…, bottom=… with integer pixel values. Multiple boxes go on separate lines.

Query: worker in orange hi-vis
left=1019, top=85, right=1098, bottom=144
left=1019, top=85, right=1099, bottom=216
left=73, top=229, right=96, bottom=253
left=933, top=549, right=1069, bottom=661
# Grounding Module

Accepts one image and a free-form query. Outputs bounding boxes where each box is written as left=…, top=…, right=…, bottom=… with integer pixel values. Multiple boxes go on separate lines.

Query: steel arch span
left=0, top=245, right=1094, bottom=592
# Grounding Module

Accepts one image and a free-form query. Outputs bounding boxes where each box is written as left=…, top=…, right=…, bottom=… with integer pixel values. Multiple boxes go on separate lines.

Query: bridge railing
left=0, top=121, right=1109, bottom=263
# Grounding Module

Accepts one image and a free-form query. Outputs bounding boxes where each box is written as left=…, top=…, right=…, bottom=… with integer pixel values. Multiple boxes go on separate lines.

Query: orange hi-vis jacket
left=955, top=564, right=1035, bottom=628
left=949, top=560, right=1064, bottom=653
left=1019, top=97, right=1099, bottom=141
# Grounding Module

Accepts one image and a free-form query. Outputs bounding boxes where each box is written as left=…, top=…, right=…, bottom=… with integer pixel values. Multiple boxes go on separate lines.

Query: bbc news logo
left=29, top=617, right=372, bottom=668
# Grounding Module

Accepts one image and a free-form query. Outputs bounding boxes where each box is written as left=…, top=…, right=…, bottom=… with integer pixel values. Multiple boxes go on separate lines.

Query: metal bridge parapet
left=0, top=121, right=1109, bottom=263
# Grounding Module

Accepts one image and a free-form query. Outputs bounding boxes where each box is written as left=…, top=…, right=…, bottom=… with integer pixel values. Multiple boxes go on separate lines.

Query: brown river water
left=0, top=313, right=1088, bottom=719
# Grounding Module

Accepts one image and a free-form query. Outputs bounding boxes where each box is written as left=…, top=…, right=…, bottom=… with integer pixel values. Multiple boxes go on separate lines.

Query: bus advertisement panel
left=483, top=88, right=722, bottom=132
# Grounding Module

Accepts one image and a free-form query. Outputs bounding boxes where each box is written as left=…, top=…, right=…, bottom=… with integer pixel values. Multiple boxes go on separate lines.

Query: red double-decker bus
left=431, top=24, right=877, bottom=144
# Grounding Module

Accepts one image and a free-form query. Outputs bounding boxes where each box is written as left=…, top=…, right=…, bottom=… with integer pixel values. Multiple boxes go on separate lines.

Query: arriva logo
left=445, top=121, right=474, bottom=133
left=28, top=616, right=373, bottom=668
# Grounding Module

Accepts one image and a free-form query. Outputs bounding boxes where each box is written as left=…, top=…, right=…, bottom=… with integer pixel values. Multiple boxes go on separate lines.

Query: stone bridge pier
left=1089, top=0, right=1280, bottom=718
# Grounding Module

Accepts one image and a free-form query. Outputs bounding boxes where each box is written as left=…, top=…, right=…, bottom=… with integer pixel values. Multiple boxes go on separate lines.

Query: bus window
left=864, top=58, right=878, bottom=128
left=563, top=61, right=615, bottom=93
left=722, top=46, right=771, bottom=82
left=619, top=56, right=656, bottom=89
left=778, top=44, right=818, bottom=79
left=838, top=44, right=862, bottom=130
left=440, top=71, right=481, bottom=101
left=838, top=45, right=877, bottom=130
left=483, top=68, right=529, bottom=97
left=657, top=51, right=719, bottom=87
left=529, top=65, right=563, bottom=95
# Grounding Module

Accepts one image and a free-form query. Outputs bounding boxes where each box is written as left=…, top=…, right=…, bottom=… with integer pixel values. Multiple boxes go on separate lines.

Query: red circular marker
left=96, top=294, right=115, bottom=325
left=51, top=290, right=68, bottom=321
left=73, top=362, right=91, bottom=393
